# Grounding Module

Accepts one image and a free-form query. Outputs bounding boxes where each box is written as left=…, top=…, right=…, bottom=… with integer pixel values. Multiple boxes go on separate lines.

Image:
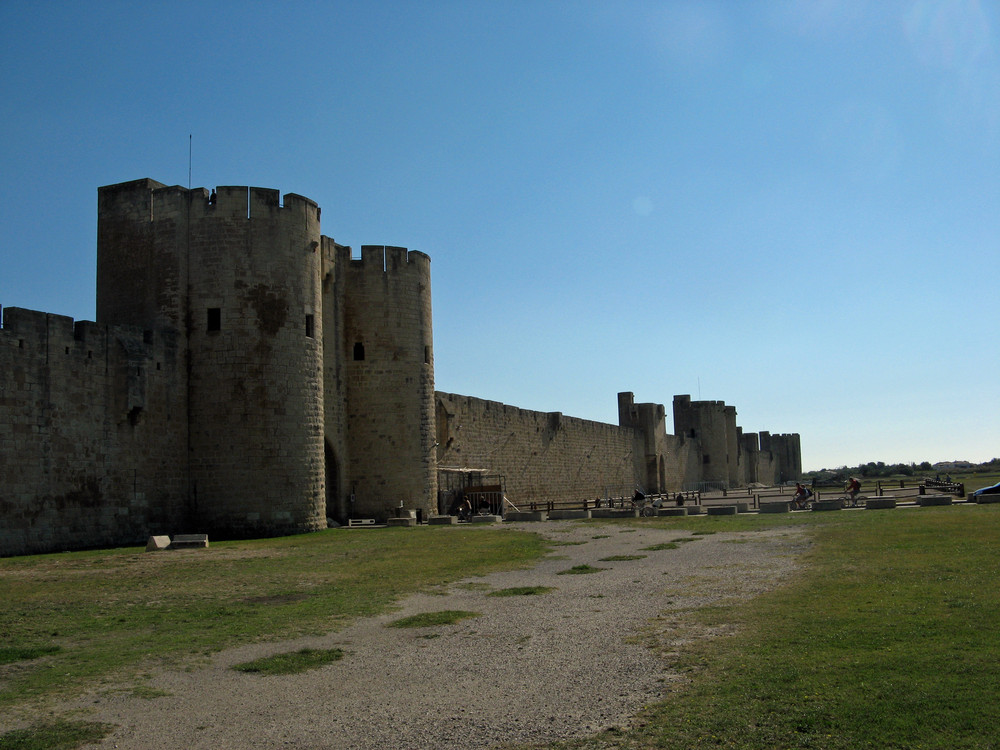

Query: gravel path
left=71, top=521, right=807, bottom=749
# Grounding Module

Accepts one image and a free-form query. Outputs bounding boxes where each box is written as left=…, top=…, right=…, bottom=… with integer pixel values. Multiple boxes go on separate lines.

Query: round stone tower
left=337, top=244, right=437, bottom=521
left=97, top=180, right=326, bottom=537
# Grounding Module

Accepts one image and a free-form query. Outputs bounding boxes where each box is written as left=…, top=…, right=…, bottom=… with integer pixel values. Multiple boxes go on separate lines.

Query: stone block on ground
left=865, top=497, right=897, bottom=510
left=656, top=507, right=687, bottom=517
left=428, top=515, right=457, bottom=525
left=735, top=502, right=751, bottom=513
left=386, top=517, right=417, bottom=527
left=504, top=511, right=547, bottom=522
left=917, top=494, right=953, bottom=507
left=707, top=506, right=738, bottom=516
left=145, top=535, right=171, bottom=551
left=685, top=505, right=704, bottom=515
left=591, top=508, right=638, bottom=518
left=470, top=514, right=502, bottom=524
left=759, top=501, right=790, bottom=514
left=548, top=509, right=592, bottom=520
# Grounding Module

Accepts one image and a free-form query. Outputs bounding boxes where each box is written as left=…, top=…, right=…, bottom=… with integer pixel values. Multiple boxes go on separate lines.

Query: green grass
left=488, top=586, right=554, bottom=597
left=536, top=505, right=1000, bottom=749
left=232, top=647, right=344, bottom=675
left=0, top=721, right=111, bottom=750
left=0, top=525, right=547, bottom=714
left=963, top=470, right=1000, bottom=494
left=557, top=564, right=607, bottom=575
left=0, top=646, right=60, bottom=665
left=7, top=507, right=1000, bottom=749
left=387, top=610, right=480, bottom=628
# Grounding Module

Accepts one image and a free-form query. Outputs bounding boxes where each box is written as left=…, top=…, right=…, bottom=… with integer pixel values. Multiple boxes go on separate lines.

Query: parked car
left=972, top=482, right=1000, bottom=498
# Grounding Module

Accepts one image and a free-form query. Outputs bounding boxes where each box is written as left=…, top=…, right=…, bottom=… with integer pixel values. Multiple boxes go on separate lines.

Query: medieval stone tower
left=328, top=245, right=437, bottom=521
left=97, top=179, right=327, bottom=537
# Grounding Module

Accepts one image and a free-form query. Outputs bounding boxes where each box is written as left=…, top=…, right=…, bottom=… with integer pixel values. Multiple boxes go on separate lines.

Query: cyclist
left=792, top=483, right=813, bottom=509
left=846, top=477, right=862, bottom=504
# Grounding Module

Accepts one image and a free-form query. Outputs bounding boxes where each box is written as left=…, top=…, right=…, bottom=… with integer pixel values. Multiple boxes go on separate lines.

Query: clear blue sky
left=2, top=1, right=997, bottom=471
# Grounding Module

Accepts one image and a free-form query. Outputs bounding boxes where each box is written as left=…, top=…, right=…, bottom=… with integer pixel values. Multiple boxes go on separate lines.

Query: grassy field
left=957, top=470, right=1000, bottom=494
left=540, top=505, right=1000, bottom=749
left=4, top=504, right=1000, bottom=749
left=0, top=525, right=548, bottom=718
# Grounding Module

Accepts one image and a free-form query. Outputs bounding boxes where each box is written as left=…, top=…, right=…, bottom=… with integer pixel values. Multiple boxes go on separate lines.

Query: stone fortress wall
left=0, top=178, right=800, bottom=557
left=0, top=308, right=187, bottom=554
left=434, top=391, right=799, bottom=512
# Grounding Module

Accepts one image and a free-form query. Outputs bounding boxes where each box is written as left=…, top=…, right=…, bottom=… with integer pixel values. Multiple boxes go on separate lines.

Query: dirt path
left=69, top=521, right=807, bottom=749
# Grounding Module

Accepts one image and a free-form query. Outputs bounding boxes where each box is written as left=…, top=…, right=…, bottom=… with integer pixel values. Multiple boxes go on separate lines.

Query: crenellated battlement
left=100, top=179, right=321, bottom=226
left=334, top=243, right=431, bottom=275
left=1, top=305, right=178, bottom=368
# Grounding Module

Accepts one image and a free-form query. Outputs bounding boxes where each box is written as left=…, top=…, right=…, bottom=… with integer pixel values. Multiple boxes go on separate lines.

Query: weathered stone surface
left=548, top=509, right=591, bottom=520
left=685, top=505, right=704, bottom=515
left=917, top=495, right=953, bottom=507
left=735, top=502, right=751, bottom=513
left=707, top=506, right=738, bottom=516
left=758, top=501, right=790, bottom=514
left=470, top=515, right=502, bottom=524
left=865, top=497, right=897, bottom=510
left=386, top=517, right=417, bottom=527
left=655, top=507, right=687, bottom=517
left=0, top=177, right=802, bottom=558
left=591, top=508, right=638, bottom=518
left=427, top=515, right=457, bottom=525
left=504, top=511, right=547, bottom=522
left=145, top=535, right=171, bottom=551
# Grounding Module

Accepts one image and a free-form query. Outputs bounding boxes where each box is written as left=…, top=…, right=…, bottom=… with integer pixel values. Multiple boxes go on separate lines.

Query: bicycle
left=840, top=493, right=867, bottom=508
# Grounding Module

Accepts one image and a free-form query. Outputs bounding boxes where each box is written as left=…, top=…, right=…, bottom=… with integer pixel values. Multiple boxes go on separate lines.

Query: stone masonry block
left=758, top=502, right=790, bottom=514
left=386, top=517, right=417, bottom=527
left=917, top=494, right=953, bottom=507
left=145, top=535, right=171, bottom=551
